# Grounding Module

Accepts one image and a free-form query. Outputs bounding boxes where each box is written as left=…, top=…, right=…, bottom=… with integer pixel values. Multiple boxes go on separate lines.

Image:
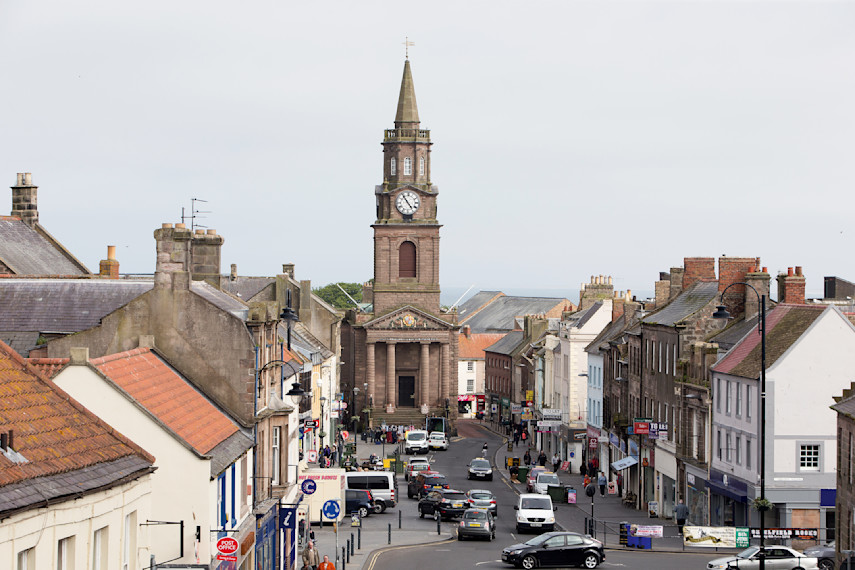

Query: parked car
left=525, top=466, right=548, bottom=492
left=418, top=489, right=468, bottom=520
left=501, top=531, right=605, bottom=569
left=514, top=493, right=556, bottom=534
left=404, top=429, right=430, bottom=454
left=706, top=546, right=820, bottom=570
left=467, top=458, right=494, bottom=481
left=533, top=472, right=560, bottom=495
left=407, top=471, right=448, bottom=499
left=344, top=471, right=397, bottom=513
left=428, top=431, right=449, bottom=450
left=344, top=489, right=374, bottom=519
left=803, top=541, right=834, bottom=570
left=405, top=456, right=431, bottom=481
left=457, top=508, right=496, bottom=541
left=465, top=489, right=498, bottom=517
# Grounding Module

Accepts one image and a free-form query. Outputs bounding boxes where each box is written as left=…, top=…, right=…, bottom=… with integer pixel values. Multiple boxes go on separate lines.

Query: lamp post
left=713, top=283, right=766, bottom=570
left=319, top=396, right=327, bottom=453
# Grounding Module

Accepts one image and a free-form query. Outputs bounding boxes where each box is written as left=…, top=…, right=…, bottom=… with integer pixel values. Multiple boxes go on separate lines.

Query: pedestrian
left=552, top=452, right=561, bottom=473
left=317, top=554, right=336, bottom=570
left=583, top=474, right=591, bottom=488
left=538, top=450, right=547, bottom=466
left=598, top=471, right=607, bottom=497
left=579, top=460, right=587, bottom=478
left=482, top=442, right=488, bottom=457
left=675, top=499, right=690, bottom=534
left=616, top=472, right=623, bottom=496
left=513, top=431, right=520, bottom=447
left=521, top=430, right=527, bottom=445
left=302, top=541, right=320, bottom=570
left=523, top=449, right=532, bottom=466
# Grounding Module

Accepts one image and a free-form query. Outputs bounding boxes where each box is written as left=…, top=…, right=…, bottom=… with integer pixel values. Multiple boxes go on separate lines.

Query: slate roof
left=459, top=333, right=507, bottom=359
left=642, top=281, right=719, bottom=326
left=460, top=294, right=571, bottom=333
left=0, top=331, right=41, bottom=357
left=484, top=331, right=524, bottom=355
left=709, top=314, right=761, bottom=352
left=831, top=390, right=855, bottom=420
left=221, top=276, right=275, bottom=301
left=0, top=340, right=154, bottom=516
left=0, top=217, right=89, bottom=275
left=565, top=302, right=603, bottom=330
left=0, top=279, right=153, bottom=333
left=457, top=291, right=503, bottom=321
left=190, top=281, right=248, bottom=320
left=90, top=348, right=244, bottom=457
left=713, top=304, right=827, bottom=378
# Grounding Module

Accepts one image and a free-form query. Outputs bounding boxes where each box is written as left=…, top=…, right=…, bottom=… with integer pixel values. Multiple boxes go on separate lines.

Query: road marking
left=364, top=536, right=455, bottom=570
left=475, top=561, right=502, bottom=566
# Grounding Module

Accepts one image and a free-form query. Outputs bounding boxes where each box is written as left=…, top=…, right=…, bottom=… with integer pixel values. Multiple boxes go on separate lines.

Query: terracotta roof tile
left=26, top=357, right=69, bottom=379
left=458, top=333, right=507, bottom=359
left=0, top=340, right=154, bottom=488
left=91, top=348, right=239, bottom=455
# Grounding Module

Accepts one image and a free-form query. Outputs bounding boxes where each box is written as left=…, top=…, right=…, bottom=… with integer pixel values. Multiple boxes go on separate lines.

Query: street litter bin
left=547, top=485, right=564, bottom=503
left=517, top=466, right=530, bottom=482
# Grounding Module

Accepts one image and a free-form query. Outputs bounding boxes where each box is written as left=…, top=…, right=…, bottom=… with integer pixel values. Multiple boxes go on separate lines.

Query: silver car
left=707, top=546, right=819, bottom=569
left=457, top=508, right=496, bottom=541
left=466, top=489, right=498, bottom=517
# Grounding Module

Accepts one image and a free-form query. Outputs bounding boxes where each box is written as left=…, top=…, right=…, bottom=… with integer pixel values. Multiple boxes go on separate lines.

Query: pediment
left=363, top=306, right=453, bottom=331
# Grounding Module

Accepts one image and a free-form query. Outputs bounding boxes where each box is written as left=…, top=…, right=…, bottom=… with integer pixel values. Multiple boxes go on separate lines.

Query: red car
left=526, top=467, right=547, bottom=492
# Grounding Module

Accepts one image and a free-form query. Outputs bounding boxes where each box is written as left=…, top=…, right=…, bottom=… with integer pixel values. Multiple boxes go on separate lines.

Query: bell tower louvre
left=342, top=58, right=458, bottom=428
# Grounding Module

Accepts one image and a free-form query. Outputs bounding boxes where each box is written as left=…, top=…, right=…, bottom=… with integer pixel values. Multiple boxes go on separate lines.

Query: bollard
left=358, top=527, right=362, bottom=549
left=346, top=540, right=351, bottom=563
left=437, top=516, right=441, bottom=535
left=388, top=523, right=392, bottom=544
left=320, top=508, right=324, bottom=528
left=342, top=547, right=346, bottom=570
left=399, top=509, right=402, bottom=529
left=350, top=533, right=354, bottom=556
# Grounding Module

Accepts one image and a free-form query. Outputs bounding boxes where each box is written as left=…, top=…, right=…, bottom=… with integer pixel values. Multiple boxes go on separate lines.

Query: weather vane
left=403, top=37, right=415, bottom=60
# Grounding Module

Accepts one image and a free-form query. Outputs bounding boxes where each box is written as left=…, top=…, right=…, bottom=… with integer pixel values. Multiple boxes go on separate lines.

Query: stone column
left=441, top=342, right=450, bottom=406
left=366, top=341, right=375, bottom=406
left=420, top=342, right=431, bottom=407
left=386, top=342, right=396, bottom=409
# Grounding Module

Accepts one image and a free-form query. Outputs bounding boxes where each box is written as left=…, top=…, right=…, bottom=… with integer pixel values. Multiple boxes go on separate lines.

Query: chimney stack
left=154, top=223, right=192, bottom=290
left=717, top=256, right=759, bottom=317
left=190, top=228, right=224, bottom=288
left=230, top=264, right=238, bottom=281
left=11, top=173, right=38, bottom=227
left=683, top=257, right=716, bottom=289
left=99, top=245, right=120, bottom=279
left=745, top=266, right=771, bottom=319
left=462, top=325, right=471, bottom=338
left=777, top=266, right=806, bottom=304
left=282, top=264, right=295, bottom=279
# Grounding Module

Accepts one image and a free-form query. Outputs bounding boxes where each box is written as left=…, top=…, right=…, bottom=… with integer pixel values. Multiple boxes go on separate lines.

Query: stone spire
left=394, top=59, right=420, bottom=127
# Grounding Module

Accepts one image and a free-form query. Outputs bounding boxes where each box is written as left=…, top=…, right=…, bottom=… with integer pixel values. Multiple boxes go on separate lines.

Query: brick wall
left=777, top=266, right=806, bottom=304
left=682, top=258, right=716, bottom=289
left=718, top=257, right=760, bottom=317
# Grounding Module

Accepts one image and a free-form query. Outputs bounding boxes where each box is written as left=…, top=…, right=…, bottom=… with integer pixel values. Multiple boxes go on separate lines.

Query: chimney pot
left=206, top=229, right=216, bottom=235
left=195, top=229, right=204, bottom=235
left=162, top=223, right=173, bottom=229
left=795, top=266, right=803, bottom=277
left=107, top=245, right=116, bottom=260
left=176, top=223, right=186, bottom=229
left=788, top=267, right=794, bottom=276
left=762, top=267, right=768, bottom=273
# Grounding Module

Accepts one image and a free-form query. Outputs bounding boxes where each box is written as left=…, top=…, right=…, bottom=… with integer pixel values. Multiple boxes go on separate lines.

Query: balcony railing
left=384, top=128, right=430, bottom=141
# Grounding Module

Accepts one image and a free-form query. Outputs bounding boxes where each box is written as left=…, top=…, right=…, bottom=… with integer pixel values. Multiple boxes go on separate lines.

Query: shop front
left=457, top=394, right=484, bottom=417
left=684, top=464, right=709, bottom=525
left=253, top=503, right=279, bottom=570
left=655, top=440, right=677, bottom=519
left=707, top=468, right=749, bottom=527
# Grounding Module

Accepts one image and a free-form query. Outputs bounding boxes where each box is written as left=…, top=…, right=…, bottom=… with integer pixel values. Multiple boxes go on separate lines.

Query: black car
left=418, top=489, right=469, bottom=520
left=345, top=489, right=374, bottom=519
left=467, top=458, right=494, bottom=480
left=501, top=531, right=605, bottom=569
left=803, top=542, right=834, bottom=570
left=408, top=472, right=449, bottom=499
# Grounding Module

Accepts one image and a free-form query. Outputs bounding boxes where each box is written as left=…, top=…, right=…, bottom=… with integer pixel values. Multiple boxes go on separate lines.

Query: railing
left=384, top=128, right=430, bottom=141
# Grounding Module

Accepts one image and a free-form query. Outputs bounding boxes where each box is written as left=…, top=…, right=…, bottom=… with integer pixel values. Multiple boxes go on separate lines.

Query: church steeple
left=394, top=59, right=420, bottom=127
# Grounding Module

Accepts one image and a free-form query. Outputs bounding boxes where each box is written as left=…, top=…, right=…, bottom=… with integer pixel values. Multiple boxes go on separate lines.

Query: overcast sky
left=2, top=1, right=852, bottom=303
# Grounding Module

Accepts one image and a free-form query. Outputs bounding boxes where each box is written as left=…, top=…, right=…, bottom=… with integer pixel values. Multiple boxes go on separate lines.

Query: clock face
left=395, top=190, right=420, bottom=215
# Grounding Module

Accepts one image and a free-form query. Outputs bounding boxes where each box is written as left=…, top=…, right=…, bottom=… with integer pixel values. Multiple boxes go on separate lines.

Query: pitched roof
left=831, top=384, right=855, bottom=420
left=713, top=304, right=827, bottom=378
left=26, top=357, right=68, bottom=379
left=221, top=276, right=275, bottom=301
left=0, top=217, right=90, bottom=275
left=565, top=301, right=604, bottom=330
left=485, top=331, right=525, bottom=355
left=0, top=340, right=154, bottom=514
left=90, top=348, right=242, bottom=456
left=0, top=279, right=153, bottom=333
left=458, top=333, right=507, bottom=359
left=190, top=281, right=248, bottom=320
left=460, top=294, right=571, bottom=334
left=0, top=331, right=41, bottom=357
left=642, top=280, right=719, bottom=326
left=457, top=291, right=503, bottom=321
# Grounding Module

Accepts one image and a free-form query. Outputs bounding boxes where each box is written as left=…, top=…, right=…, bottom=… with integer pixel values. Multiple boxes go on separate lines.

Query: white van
left=343, top=471, right=398, bottom=513
left=297, top=468, right=345, bottom=523
left=404, top=430, right=430, bottom=454
left=514, top=493, right=556, bottom=533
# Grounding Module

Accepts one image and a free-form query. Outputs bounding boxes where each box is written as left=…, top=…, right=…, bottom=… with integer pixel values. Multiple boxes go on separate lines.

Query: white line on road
left=475, top=561, right=502, bottom=566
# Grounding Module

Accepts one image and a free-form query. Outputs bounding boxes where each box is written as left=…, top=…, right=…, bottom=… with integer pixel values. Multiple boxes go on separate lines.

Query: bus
left=425, top=416, right=448, bottom=435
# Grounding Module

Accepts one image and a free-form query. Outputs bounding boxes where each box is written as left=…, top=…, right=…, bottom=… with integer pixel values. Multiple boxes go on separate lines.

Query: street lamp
left=713, top=282, right=767, bottom=570
left=319, top=396, right=327, bottom=451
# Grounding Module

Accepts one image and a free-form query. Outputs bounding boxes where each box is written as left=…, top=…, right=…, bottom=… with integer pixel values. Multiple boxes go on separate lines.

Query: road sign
left=303, top=420, right=319, bottom=429
left=216, top=537, right=239, bottom=555
left=307, top=450, right=318, bottom=463
left=322, top=500, right=341, bottom=520
left=340, top=430, right=350, bottom=440
left=301, top=479, right=317, bottom=495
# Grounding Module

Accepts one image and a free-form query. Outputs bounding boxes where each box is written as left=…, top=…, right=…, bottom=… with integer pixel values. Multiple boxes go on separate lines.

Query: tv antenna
left=181, top=198, right=211, bottom=232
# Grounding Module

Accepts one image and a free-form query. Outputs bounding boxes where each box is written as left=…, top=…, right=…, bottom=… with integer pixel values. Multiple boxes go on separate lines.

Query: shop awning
left=611, top=456, right=638, bottom=471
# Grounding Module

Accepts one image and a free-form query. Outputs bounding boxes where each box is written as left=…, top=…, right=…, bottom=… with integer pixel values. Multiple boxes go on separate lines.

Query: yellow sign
left=526, top=391, right=534, bottom=402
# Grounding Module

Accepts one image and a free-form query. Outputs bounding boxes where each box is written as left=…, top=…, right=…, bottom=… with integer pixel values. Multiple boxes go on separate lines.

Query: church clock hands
left=395, top=190, right=420, bottom=215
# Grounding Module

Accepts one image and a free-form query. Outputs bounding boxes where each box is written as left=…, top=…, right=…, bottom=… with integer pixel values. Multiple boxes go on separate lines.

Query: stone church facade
left=342, top=59, right=459, bottom=427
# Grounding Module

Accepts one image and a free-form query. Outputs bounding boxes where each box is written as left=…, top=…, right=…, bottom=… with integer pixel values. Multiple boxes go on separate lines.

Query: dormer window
left=419, top=156, right=425, bottom=176
left=390, top=158, right=397, bottom=175
left=404, top=157, right=412, bottom=175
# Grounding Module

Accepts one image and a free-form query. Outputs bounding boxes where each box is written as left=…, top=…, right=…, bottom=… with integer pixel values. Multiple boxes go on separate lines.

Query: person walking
left=482, top=441, right=488, bottom=458
left=598, top=471, right=607, bottom=497
left=523, top=449, right=532, bottom=466
left=616, top=472, right=623, bottom=496
left=513, top=430, right=520, bottom=447
left=521, top=430, right=527, bottom=445
left=317, top=554, right=336, bottom=570
left=674, top=499, right=690, bottom=534
left=537, top=450, right=547, bottom=467
left=552, top=453, right=561, bottom=473
left=302, top=541, right=320, bottom=570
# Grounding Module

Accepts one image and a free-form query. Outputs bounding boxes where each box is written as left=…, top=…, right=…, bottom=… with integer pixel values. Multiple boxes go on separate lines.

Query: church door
left=398, top=376, right=415, bottom=408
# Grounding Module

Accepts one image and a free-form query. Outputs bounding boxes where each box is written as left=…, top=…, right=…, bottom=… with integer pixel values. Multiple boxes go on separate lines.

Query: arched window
left=404, top=157, right=412, bottom=175
left=419, top=156, right=425, bottom=176
left=399, top=241, right=416, bottom=278
left=390, top=157, right=397, bottom=176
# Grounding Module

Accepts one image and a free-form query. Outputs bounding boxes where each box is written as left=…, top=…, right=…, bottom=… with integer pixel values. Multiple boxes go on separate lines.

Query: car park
left=533, top=472, right=560, bottom=495
left=457, top=508, right=496, bottom=541
left=706, top=546, right=820, bottom=570
left=803, top=541, right=834, bottom=570
left=501, top=531, right=605, bottom=569
left=465, top=489, right=498, bottom=517
left=428, top=431, right=449, bottom=450
left=514, top=493, right=556, bottom=534
left=526, top=467, right=548, bottom=492
left=344, top=489, right=374, bottom=519
left=404, top=429, right=430, bottom=454
left=407, top=471, right=449, bottom=499
left=467, top=458, right=494, bottom=481
left=418, top=489, right=468, bottom=520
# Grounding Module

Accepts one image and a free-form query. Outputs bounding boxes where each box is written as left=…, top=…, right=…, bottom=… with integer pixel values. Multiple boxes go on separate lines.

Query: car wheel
left=582, top=553, right=599, bottom=569
left=408, top=489, right=413, bottom=499
left=358, top=507, right=369, bottom=518
left=521, top=554, right=538, bottom=569
left=419, top=506, right=424, bottom=519
left=373, top=502, right=384, bottom=514
left=818, top=561, right=833, bottom=570
left=433, top=510, right=440, bottom=522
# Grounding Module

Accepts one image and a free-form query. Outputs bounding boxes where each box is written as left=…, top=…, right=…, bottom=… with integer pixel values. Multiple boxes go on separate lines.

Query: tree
left=313, top=282, right=364, bottom=309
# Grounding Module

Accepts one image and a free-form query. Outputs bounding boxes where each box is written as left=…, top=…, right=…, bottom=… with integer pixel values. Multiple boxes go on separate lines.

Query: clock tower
left=342, top=59, right=458, bottom=424
left=372, top=58, right=441, bottom=316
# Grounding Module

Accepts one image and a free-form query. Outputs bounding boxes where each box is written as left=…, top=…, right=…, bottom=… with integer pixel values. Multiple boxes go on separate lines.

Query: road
left=368, top=421, right=716, bottom=569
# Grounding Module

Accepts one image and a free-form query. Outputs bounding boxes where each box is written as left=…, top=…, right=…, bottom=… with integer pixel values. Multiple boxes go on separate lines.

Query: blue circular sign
left=322, top=500, right=341, bottom=519
left=301, top=479, right=317, bottom=495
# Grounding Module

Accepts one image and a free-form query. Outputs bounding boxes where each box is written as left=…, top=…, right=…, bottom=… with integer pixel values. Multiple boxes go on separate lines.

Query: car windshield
left=469, top=492, right=493, bottom=500
left=411, top=464, right=429, bottom=471
left=443, top=492, right=467, bottom=500
left=464, top=510, right=488, bottom=520
left=737, top=547, right=760, bottom=559
left=538, top=474, right=560, bottom=485
left=524, top=534, right=556, bottom=546
left=470, top=460, right=490, bottom=469
left=520, top=497, right=552, bottom=510
left=409, top=433, right=426, bottom=441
